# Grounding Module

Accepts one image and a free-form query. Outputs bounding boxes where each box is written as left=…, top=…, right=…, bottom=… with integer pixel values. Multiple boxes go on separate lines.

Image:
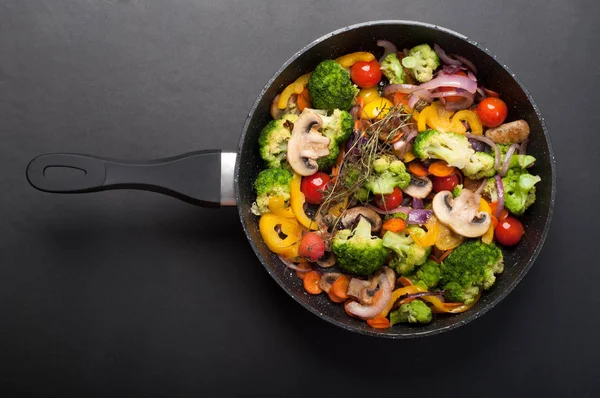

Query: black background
left=1, top=1, right=599, bottom=396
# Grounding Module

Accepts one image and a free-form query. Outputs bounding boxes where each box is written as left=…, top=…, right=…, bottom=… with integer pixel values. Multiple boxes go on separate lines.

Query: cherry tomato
left=350, top=60, right=382, bottom=88
left=495, top=216, right=524, bottom=246
left=477, top=97, right=508, bottom=128
left=301, top=172, right=331, bottom=205
left=373, top=187, right=403, bottom=210
left=298, top=232, right=326, bottom=261
left=437, top=71, right=467, bottom=102
left=432, top=174, right=459, bottom=193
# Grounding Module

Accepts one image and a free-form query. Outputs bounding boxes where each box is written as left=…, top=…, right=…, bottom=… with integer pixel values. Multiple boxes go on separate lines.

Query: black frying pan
left=26, top=21, right=556, bottom=338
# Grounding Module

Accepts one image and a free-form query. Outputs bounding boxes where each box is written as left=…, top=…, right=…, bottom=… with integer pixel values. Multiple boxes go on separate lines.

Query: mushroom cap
left=339, top=206, right=382, bottom=233
left=286, top=109, right=330, bottom=176
left=432, top=190, right=491, bottom=238
left=270, top=94, right=299, bottom=120
left=402, top=176, right=433, bottom=199
left=318, top=272, right=342, bottom=293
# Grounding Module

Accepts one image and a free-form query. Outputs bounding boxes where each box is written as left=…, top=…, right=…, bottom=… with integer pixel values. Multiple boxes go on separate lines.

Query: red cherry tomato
left=373, top=187, right=403, bottom=210
left=350, top=60, right=382, bottom=88
left=432, top=174, right=459, bottom=193
left=301, top=172, right=331, bottom=205
left=495, top=216, right=524, bottom=246
left=298, top=232, right=326, bottom=261
left=437, top=71, right=468, bottom=102
left=477, top=97, right=508, bottom=128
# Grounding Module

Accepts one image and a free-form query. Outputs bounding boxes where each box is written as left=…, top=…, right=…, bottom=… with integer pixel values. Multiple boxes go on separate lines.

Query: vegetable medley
left=252, top=40, right=541, bottom=328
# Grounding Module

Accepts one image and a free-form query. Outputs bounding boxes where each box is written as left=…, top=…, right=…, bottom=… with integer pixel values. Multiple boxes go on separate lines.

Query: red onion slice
left=407, top=209, right=433, bottom=225
left=434, top=43, right=462, bottom=66
left=407, top=94, right=420, bottom=109
left=452, top=54, right=478, bottom=74
left=412, top=197, right=424, bottom=209
left=494, top=175, right=505, bottom=218
left=344, top=274, right=392, bottom=319
left=278, top=255, right=311, bottom=272
left=467, top=70, right=477, bottom=82
left=499, top=143, right=521, bottom=177
left=475, top=179, right=487, bottom=195
left=384, top=74, right=477, bottom=96
left=444, top=91, right=474, bottom=111
left=519, top=139, right=528, bottom=155
left=377, top=39, right=399, bottom=64
left=466, top=133, right=501, bottom=170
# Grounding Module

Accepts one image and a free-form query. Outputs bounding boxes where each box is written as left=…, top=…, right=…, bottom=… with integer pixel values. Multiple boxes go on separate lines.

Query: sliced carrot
left=443, top=302, right=464, bottom=308
left=382, top=218, right=406, bottom=233
left=367, top=316, right=391, bottom=329
left=328, top=290, right=346, bottom=303
left=295, top=263, right=312, bottom=279
left=408, top=161, right=429, bottom=177
left=489, top=201, right=509, bottom=221
left=491, top=215, right=499, bottom=229
left=303, top=271, right=322, bottom=295
left=428, top=161, right=455, bottom=177
left=397, top=276, right=413, bottom=287
left=391, top=92, right=409, bottom=107
left=297, top=88, right=311, bottom=112
left=331, top=275, right=350, bottom=300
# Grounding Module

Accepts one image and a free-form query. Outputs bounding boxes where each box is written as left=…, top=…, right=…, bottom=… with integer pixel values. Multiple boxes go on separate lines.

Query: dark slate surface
left=1, top=1, right=598, bottom=396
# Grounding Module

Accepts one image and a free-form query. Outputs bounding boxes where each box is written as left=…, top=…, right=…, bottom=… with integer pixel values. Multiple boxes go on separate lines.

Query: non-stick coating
left=235, top=21, right=555, bottom=338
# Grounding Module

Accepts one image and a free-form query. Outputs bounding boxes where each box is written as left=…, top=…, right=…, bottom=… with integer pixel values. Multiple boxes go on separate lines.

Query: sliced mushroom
left=432, top=190, right=490, bottom=238
left=318, top=273, right=342, bottom=293
left=347, top=278, right=371, bottom=300
left=286, top=109, right=330, bottom=176
left=402, top=176, right=433, bottom=199
left=316, top=251, right=336, bottom=268
left=270, top=94, right=299, bottom=120
left=484, top=119, right=530, bottom=144
left=339, top=207, right=382, bottom=233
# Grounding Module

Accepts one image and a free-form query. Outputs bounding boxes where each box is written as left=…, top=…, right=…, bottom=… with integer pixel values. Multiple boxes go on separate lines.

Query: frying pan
left=26, top=21, right=555, bottom=338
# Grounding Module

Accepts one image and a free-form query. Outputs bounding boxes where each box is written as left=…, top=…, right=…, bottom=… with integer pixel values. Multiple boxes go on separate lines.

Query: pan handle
left=26, top=150, right=237, bottom=207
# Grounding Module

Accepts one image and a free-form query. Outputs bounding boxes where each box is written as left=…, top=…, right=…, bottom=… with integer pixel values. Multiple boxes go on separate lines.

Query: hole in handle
left=43, top=166, right=87, bottom=180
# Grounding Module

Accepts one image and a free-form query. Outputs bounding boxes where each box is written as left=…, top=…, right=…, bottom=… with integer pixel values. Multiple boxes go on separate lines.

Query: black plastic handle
left=26, top=150, right=223, bottom=207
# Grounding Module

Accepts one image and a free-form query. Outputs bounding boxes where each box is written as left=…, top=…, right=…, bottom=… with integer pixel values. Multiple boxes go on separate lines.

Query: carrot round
left=408, top=161, right=429, bottom=177
left=331, top=275, right=350, bottom=300
left=366, top=316, right=391, bottom=329
left=295, top=262, right=312, bottom=280
left=297, top=88, right=311, bottom=112
left=428, top=161, right=455, bottom=177
left=328, top=291, right=346, bottom=303
left=303, top=271, right=322, bottom=295
left=391, top=92, right=409, bottom=107
left=489, top=201, right=509, bottom=221
left=382, top=218, right=406, bottom=233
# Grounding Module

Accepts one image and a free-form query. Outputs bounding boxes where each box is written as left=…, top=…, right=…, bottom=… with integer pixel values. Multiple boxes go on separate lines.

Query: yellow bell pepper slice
left=417, top=105, right=435, bottom=132
left=409, top=216, right=439, bottom=247
left=335, top=52, right=375, bottom=69
left=362, top=97, right=394, bottom=120
left=258, top=213, right=302, bottom=258
left=277, top=72, right=312, bottom=110
left=479, top=197, right=492, bottom=215
left=290, top=173, right=318, bottom=230
left=328, top=197, right=348, bottom=217
left=403, top=151, right=416, bottom=163
left=450, top=110, right=483, bottom=135
left=357, top=87, right=380, bottom=105
left=379, top=286, right=423, bottom=317
left=478, top=198, right=494, bottom=244
left=268, top=196, right=295, bottom=219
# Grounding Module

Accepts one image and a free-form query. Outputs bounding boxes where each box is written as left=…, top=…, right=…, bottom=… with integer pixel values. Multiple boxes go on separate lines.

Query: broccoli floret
left=258, top=114, right=299, bottom=169
left=363, top=154, right=411, bottom=195
left=498, top=144, right=536, bottom=170
left=452, top=184, right=463, bottom=198
left=413, top=129, right=474, bottom=169
left=401, top=44, right=440, bottom=83
left=252, top=168, right=293, bottom=215
left=440, top=240, right=504, bottom=305
left=463, top=151, right=496, bottom=180
left=332, top=217, right=388, bottom=275
left=407, top=259, right=441, bottom=290
left=390, top=300, right=432, bottom=325
left=308, top=60, right=359, bottom=111
left=316, top=109, right=353, bottom=170
left=482, top=177, right=497, bottom=202
left=382, top=228, right=431, bottom=275
left=380, top=53, right=406, bottom=84
left=503, top=168, right=541, bottom=216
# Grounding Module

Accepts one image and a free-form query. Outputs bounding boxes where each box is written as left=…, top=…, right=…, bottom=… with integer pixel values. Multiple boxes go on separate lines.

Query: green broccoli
left=380, top=53, right=406, bottom=84
left=258, top=114, right=299, bottom=169
left=440, top=240, right=504, bottom=304
left=452, top=184, right=463, bottom=198
left=382, top=228, right=431, bottom=275
left=413, top=129, right=475, bottom=169
left=502, top=168, right=541, bottom=216
left=308, top=60, right=359, bottom=111
left=252, top=168, right=293, bottom=215
left=498, top=144, right=536, bottom=170
left=463, top=151, right=496, bottom=180
left=331, top=217, right=389, bottom=275
left=407, top=259, right=441, bottom=290
left=482, top=178, right=497, bottom=202
left=363, top=154, right=411, bottom=195
left=390, top=300, right=432, bottom=325
left=316, top=109, right=353, bottom=170
left=401, top=44, right=440, bottom=83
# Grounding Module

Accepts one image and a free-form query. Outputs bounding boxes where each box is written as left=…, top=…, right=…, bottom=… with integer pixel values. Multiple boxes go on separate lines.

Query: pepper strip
left=277, top=72, right=312, bottom=109
left=450, top=110, right=483, bottom=135
left=335, top=52, right=375, bottom=69
left=258, top=213, right=302, bottom=258
left=290, top=173, right=318, bottom=230
left=268, top=196, right=295, bottom=219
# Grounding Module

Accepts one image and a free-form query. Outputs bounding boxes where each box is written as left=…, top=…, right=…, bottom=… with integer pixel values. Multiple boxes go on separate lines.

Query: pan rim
left=235, top=20, right=556, bottom=338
